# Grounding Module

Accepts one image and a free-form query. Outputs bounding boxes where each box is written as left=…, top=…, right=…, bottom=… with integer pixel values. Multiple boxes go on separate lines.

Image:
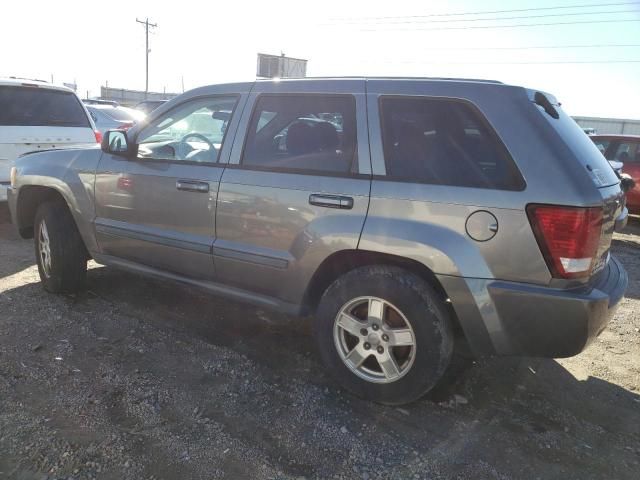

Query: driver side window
left=136, top=95, right=238, bottom=163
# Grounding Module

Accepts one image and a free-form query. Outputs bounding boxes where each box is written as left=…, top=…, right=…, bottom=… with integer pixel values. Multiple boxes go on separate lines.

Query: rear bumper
left=439, top=255, right=628, bottom=358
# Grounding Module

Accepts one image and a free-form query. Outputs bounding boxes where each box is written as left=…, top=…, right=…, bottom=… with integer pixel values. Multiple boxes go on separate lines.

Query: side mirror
left=101, top=129, right=136, bottom=157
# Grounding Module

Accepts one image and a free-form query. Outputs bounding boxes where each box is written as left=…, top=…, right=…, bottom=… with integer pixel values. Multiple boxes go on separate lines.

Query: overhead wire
left=328, top=1, right=640, bottom=22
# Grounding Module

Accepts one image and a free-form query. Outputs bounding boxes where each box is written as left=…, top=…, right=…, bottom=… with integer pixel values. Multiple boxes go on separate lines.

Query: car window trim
left=236, top=92, right=361, bottom=179
left=376, top=94, right=526, bottom=191
left=133, top=93, right=240, bottom=165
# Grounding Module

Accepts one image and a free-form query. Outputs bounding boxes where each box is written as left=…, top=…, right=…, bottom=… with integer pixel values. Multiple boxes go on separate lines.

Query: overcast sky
left=1, top=0, right=639, bottom=118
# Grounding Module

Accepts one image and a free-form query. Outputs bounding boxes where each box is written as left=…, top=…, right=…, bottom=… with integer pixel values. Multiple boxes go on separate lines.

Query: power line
left=330, top=1, right=640, bottom=21
left=357, top=18, right=640, bottom=32
left=326, top=9, right=640, bottom=26
left=367, top=59, right=640, bottom=65
left=416, top=43, right=640, bottom=50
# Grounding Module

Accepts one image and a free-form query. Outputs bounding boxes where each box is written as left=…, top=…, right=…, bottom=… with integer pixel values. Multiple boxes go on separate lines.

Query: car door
left=214, top=80, right=371, bottom=307
left=94, top=89, right=248, bottom=280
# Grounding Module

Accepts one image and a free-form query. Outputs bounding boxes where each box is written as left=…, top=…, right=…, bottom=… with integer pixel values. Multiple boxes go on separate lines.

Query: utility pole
left=136, top=17, right=157, bottom=97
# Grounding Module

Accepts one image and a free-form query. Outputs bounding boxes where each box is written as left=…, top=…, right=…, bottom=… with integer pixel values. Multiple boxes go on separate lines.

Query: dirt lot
left=0, top=204, right=638, bottom=480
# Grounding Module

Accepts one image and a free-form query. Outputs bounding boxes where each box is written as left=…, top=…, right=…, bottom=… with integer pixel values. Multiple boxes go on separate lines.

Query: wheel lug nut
left=377, top=346, right=384, bottom=354
left=372, top=324, right=379, bottom=331
left=360, top=328, right=368, bottom=336
left=382, top=334, right=389, bottom=342
left=363, top=342, right=371, bottom=350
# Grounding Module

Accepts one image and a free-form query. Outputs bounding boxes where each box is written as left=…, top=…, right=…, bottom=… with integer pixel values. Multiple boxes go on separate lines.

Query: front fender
left=14, top=148, right=102, bottom=252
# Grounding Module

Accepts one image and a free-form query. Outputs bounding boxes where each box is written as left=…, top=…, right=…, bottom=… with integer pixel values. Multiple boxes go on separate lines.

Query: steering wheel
left=177, top=132, right=214, bottom=159
left=180, top=132, right=214, bottom=149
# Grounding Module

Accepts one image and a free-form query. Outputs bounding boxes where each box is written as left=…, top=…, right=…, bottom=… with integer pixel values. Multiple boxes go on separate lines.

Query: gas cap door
left=465, top=210, right=498, bottom=242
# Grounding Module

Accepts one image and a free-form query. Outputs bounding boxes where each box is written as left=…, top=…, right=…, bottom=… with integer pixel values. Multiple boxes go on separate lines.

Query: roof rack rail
left=83, top=99, right=120, bottom=106
left=256, top=76, right=504, bottom=84
left=8, top=76, right=48, bottom=83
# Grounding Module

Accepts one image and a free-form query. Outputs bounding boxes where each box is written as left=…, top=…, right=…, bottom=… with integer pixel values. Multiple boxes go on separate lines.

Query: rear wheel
left=314, top=265, right=454, bottom=405
left=34, top=201, right=87, bottom=293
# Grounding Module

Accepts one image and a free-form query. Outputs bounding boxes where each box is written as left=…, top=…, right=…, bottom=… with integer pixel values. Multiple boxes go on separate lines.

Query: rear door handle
left=176, top=179, right=209, bottom=193
left=309, top=194, right=354, bottom=209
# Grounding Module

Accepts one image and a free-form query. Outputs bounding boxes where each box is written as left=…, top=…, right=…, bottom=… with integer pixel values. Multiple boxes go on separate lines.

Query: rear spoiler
left=527, top=89, right=560, bottom=119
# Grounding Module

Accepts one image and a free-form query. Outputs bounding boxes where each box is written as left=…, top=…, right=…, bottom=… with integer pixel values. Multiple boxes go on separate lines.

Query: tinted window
left=611, top=142, right=639, bottom=163
left=242, top=95, right=356, bottom=174
left=0, top=86, right=90, bottom=127
left=137, top=96, right=237, bottom=163
left=380, top=97, right=524, bottom=190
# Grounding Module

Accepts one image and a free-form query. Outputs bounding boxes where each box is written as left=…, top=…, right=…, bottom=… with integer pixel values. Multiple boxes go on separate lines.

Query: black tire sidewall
left=314, top=266, right=453, bottom=405
left=34, top=201, right=86, bottom=293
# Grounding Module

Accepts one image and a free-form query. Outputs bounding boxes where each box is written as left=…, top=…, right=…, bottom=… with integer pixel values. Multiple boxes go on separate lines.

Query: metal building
left=573, top=116, right=640, bottom=136
left=257, top=53, right=307, bottom=78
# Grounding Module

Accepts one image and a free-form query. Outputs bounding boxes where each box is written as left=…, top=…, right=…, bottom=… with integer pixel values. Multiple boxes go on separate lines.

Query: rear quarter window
left=0, top=86, right=90, bottom=127
left=379, top=96, right=525, bottom=190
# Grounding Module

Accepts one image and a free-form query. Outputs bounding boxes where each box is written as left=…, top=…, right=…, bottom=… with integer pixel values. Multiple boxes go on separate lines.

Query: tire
left=314, top=265, right=454, bottom=405
left=34, top=201, right=87, bottom=293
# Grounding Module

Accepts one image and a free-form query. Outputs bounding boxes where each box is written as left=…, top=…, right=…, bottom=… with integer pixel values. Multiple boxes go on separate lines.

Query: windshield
left=532, top=94, right=619, bottom=188
left=102, top=106, right=145, bottom=123
left=0, top=86, right=90, bottom=127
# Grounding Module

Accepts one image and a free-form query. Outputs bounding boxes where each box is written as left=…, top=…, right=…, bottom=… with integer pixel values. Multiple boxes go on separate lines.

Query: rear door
left=94, top=91, right=247, bottom=280
left=0, top=84, right=95, bottom=184
left=214, top=80, right=371, bottom=306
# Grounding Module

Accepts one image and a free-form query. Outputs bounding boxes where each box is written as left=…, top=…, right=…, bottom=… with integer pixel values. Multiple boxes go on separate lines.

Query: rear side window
left=0, top=86, right=90, bottom=127
left=242, top=95, right=357, bottom=175
left=610, top=142, right=639, bottom=163
left=379, top=96, right=524, bottom=190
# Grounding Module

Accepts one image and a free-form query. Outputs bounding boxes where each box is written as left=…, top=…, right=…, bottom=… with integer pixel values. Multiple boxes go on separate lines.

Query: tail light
left=119, top=122, right=134, bottom=130
left=94, top=130, right=103, bottom=144
left=527, top=204, right=603, bottom=279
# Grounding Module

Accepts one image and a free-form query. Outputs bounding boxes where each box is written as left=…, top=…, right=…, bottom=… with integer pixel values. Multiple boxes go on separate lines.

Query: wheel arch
left=303, top=249, right=487, bottom=356
left=302, top=249, right=450, bottom=313
left=15, top=185, right=68, bottom=238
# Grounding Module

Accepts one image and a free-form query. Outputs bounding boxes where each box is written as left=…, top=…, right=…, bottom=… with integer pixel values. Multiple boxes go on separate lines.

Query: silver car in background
left=86, top=104, right=145, bottom=134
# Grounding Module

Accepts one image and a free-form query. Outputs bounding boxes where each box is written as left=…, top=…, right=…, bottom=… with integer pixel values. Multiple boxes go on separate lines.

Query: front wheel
left=314, top=265, right=454, bottom=405
left=34, top=201, right=87, bottom=293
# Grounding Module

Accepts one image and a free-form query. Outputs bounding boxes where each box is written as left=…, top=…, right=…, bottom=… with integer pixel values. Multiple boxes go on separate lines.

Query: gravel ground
left=0, top=204, right=639, bottom=480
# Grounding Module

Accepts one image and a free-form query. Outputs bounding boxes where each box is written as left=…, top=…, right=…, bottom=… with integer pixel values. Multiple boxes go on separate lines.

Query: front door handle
left=176, top=179, right=209, bottom=193
left=309, top=194, right=354, bottom=209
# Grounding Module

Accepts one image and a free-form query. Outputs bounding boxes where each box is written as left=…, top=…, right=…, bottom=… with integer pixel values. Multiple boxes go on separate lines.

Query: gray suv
left=8, top=78, right=629, bottom=404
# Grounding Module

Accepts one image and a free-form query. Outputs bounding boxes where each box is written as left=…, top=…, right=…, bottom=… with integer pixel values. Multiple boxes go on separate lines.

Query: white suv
left=0, top=78, right=99, bottom=201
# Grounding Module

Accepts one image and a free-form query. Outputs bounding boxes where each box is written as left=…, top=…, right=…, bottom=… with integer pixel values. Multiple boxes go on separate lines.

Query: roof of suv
left=173, top=77, right=515, bottom=102
left=0, top=77, right=76, bottom=93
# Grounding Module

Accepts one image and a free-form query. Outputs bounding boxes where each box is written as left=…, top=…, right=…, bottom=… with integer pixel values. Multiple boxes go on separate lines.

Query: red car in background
left=591, top=135, right=640, bottom=214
